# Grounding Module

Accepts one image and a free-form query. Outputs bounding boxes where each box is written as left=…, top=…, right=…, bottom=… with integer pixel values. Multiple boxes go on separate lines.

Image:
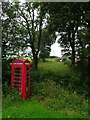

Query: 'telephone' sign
left=13, top=62, right=23, bottom=65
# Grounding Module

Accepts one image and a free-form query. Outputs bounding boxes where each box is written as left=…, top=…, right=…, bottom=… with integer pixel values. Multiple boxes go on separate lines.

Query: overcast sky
left=50, top=36, right=62, bottom=57
left=25, top=39, right=62, bottom=57
left=25, top=37, right=62, bottom=58
left=4, top=2, right=62, bottom=58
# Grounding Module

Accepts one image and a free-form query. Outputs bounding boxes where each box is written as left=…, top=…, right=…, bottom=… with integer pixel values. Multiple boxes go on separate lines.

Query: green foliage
left=40, top=29, right=55, bottom=61
left=2, top=58, right=14, bottom=88
left=2, top=58, right=88, bottom=97
left=2, top=2, right=49, bottom=69
left=3, top=96, right=83, bottom=118
left=2, top=2, right=90, bottom=117
left=77, top=27, right=90, bottom=77
left=47, top=3, right=90, bottom=67
left=2, top=87, right=22, bottom=107
left=30, top=80, right=88, bottom=118
left=38, top=59, right=88, bottom=95
left=2, top=58, right=88, bottom=96
left=2, top=80, right=88, bottom=118
left=2, top=58, right=89, bottom=118
left=64, top=59, right=72, bottom=66
left=24, top=57, right=33, bottom=64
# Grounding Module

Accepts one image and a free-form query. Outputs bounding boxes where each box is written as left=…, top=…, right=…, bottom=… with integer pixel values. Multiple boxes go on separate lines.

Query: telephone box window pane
left=13, top=68, right=21, bottom=91
left=26, top=67, right=29, bottom=95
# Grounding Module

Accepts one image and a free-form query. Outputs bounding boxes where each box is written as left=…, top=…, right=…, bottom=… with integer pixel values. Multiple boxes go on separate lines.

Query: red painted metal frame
left=11, top=59, right=31, bottom=100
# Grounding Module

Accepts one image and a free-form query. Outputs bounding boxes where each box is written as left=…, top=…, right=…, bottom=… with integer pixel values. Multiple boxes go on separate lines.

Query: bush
left=64, top=60, right=72, bottom=66
left=30, top=80, right=88, bottom=118
left=2, top=85, right=22, bottom=108
left=2, top=58, right=88, bottom=98
left=30, top=68, right=88, bottom=96
left=2, top=58, right=14, bottom=89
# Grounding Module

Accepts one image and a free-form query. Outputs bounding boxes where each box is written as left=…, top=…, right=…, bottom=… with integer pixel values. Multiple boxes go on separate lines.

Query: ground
left=2, top=58, right=88, bottom=118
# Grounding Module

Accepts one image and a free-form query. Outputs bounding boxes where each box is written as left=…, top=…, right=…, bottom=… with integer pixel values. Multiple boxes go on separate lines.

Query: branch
left=27, top=4, right=35, bottom=43
left=20, top=10, right=32, bottom=41
left=36, top=9, right=43, bottom=54
left=68, top=22, right=72, bottom=47
left=17, top=20, right=27, bottom=30
left=32, top=9, right=35, bottom=42
left=27, top=3, right=33, bottom=21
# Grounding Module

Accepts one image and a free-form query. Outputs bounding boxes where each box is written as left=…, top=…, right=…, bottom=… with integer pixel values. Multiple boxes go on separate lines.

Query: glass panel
left=13, top=68, right=21, bottom=91
left=26, top=67, right=29, bottom=95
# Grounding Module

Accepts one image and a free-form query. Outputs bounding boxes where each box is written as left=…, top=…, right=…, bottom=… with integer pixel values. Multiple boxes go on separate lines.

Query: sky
left=25, top=39, right=62, bottom=58
left=3, top=2, right=62, bottom=58
left=25, top=35, right=62, bottom=58
left=50, top=37, right=62, bottom=57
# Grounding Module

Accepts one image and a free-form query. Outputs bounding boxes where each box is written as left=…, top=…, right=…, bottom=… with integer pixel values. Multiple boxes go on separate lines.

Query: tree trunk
left=33, top=53, right=38, bottom=70
left=68, top=26, right=75, bottom=67
left=71, top=29, right=76, bottom=67
left=42, top=56, right=45, bottom=62
left=71, top=43, right=75, bottom=67
left=69, top=22, right=78, bottom=67
left=88, top=55, right=90, bottom=117
left=31, top=6, right=43, bottom=70
left=69, top=35, right=75, bottom=67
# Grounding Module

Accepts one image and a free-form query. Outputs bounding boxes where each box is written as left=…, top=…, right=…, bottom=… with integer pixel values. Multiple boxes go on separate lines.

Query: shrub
left=2, top=58, right=88, bottom=98
left=2, top=58, right=13, bottom=87
left=64, top=60, right=72, bottom=66
left=32, top=80, right=88, bottom=118
left=2, top=86, right=22, bottom=108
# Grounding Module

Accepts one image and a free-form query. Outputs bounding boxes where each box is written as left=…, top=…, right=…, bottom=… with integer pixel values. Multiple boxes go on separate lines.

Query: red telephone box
left=11, top=59, right=31, bottom=100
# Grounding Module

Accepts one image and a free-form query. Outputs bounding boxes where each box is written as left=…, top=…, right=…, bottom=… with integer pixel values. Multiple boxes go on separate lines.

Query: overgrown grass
left=2, top=97, right=82, bottom=118
left=2, top=85, right=88, bottom=118
left=31, top=80, right=88, bottom=118
left=3, top=97, right=65, bottom=118
left=31, top=59, right=87, bottom=95
left=39, top=58, right=73, bottom=76
left=2, top=58, right=89, bottom=118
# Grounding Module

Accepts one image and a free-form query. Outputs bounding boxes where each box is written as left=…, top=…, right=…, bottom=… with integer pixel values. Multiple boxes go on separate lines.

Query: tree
left=76, top=4, right=90, bottom=73
left=2, top=2, right=27, bottom=58
left=2, top=2, right=48, bottom=69
left=47, top=3, right=89, bottom=67
left=39, top=28, right=55, bottom=61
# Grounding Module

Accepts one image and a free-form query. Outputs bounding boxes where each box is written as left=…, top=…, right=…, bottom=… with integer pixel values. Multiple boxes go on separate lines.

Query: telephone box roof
left=12, top=59, right=30, bottom=63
